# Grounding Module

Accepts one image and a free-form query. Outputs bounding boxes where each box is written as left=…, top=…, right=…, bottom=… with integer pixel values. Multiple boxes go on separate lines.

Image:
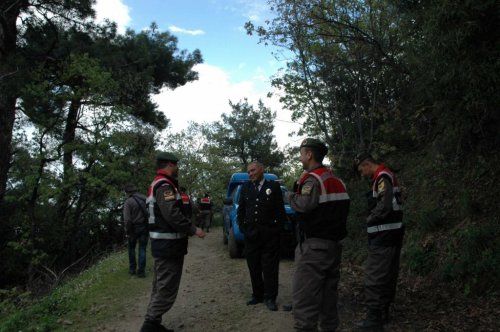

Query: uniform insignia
left=163, top=190, right=176, bottom=201
left=301, top=185, right=312, bottom=195
left=377, top=180, right=386, bottom=192
left=266, top=188, right=272, bottom=195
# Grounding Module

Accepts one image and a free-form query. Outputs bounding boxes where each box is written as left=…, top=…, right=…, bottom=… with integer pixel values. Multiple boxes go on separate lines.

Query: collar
left=308, top=164, right=325, bottom=172
left=372, top=164, right=388, bottom=181
left=252, top=178, right=266, bottom=189
left=156, top=169, right=178, bottom=187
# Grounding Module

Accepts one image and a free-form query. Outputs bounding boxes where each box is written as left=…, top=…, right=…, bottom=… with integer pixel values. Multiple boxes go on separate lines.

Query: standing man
left=123, top=184, right=149, bottom=278
left=198, top=193, right=213, bottom=232
left=355, top=154, right=404, bottom=331
left=179, top=187, right=193, bottom=221
left=237, top=161, right=286, bottom=311
left=288, top=138, right=350, bottom=332
left=140, top=152, right=206, bottom=332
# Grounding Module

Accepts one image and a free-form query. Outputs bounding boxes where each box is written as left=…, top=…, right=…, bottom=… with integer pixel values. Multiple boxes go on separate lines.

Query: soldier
left=140, top=152, right=206, bottom=332
left=354, top=154, right=404, bottom=331
left=288, top=138, right=350, bottom=332
left=123, top=184, right=148, bottom=278
left=237, top=161, right=287, bottom=311
left=179, top=187, right=193, bottom=221
left=198, top=193, right=213, bottom=232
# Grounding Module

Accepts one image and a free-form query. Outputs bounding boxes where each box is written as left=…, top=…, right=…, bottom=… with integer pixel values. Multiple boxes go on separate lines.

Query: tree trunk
left=63, top=98, right=81, bottom=177
left=0, top=1, right=22, bottom=207
left=0, top=96, right=16, bottom=205
left=56, top=98, right=82, bottom=223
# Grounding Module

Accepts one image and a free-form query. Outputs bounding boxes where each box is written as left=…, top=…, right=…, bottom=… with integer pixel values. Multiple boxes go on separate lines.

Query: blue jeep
left=222, top=172, right=296, bottom=258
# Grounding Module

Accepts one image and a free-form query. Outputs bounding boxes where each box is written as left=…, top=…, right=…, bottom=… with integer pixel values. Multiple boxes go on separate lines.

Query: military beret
left=156, top=151, right=179, bottom=163
left=354, top=152, right=374, bottom=167
left=300, top=138, right=328, bottom=156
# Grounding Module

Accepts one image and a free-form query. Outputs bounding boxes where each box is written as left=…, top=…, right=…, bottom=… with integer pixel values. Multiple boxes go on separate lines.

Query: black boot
left=140, top=320, right=174, bottom=332
left=354, top=309, right=384, bottom=331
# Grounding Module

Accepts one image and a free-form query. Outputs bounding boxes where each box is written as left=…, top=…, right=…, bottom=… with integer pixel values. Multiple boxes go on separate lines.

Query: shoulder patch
left=163, top=188, right=176, bottom=201
left=377, top=180, right=386, bottom=192
left=301, top=185, right=312, bottom=195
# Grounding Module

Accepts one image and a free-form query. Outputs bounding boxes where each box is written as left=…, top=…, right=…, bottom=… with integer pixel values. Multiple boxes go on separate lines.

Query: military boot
left=140, top=320, right=174, bottom=332
left=354, top=309, right=384, bottom=331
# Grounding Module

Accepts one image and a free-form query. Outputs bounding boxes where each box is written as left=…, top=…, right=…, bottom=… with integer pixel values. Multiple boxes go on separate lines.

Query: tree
left=246, top=0, right=500, bottom=295
left=18, top=22, right=202, bottom=224
left=393, top=0, right=500, bottom=154
left=1, top=8, right=203, bottom=287
left=167, top=122, right=240, bottom=211
left=209, top=99, right=284, bottom=171
left=247, top=0, right=410, bottom=167
left=0, top=0, right=95, bottom=208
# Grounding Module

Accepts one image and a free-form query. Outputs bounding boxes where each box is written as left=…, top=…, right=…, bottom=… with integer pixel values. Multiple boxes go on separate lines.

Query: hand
left=195, top=227, right=206, bottom=239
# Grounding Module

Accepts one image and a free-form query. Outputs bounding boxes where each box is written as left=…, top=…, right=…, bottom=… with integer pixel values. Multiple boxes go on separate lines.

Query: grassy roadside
left=0, top=247, right=153, bottom=332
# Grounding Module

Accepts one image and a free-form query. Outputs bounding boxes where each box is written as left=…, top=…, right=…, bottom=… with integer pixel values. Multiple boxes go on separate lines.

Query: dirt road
left=98, top=227, right=494, bottom=332
left=101, top=228, right=296, bottom=332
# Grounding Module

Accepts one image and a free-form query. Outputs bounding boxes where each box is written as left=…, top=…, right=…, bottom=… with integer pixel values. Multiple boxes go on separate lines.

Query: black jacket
left=237, top=179, right=287, bottom=241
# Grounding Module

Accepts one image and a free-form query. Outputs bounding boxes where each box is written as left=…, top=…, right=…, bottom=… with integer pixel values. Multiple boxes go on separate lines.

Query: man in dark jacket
left=355, top=154, right=404, bottom=331
left=123, top=184, right=149, bottom=278
left=140, top=152, right=206, bottom=332
left=198, top=193, right=213, bottom=232
left=237, top=161, right=287, bottom=311
left=288, top=138, right=350, bottom=332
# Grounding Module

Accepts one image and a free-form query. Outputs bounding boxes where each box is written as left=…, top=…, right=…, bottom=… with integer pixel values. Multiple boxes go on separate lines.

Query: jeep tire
left=222, top=227, right=228, bottom=245
left=228, top=227, right=241, bottom=258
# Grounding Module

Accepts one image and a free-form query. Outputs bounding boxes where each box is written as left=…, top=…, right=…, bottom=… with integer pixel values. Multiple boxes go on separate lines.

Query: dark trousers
left=364, top=244, right=402, bottom=310
left=293, top=238, right=342, bottom=332
left=128, top=231, right=149, bottom=274
left=244, top=233, right=280, bottom=300
left=145, top=256, right=185, bottom=323
left=200, top=211, right=211, bottom=231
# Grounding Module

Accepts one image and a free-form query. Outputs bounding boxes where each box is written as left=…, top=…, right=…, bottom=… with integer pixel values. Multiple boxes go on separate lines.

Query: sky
left=93, top=0, right=303, bottom=147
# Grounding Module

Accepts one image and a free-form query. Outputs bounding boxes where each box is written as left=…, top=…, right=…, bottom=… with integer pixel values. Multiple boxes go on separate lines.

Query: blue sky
left=124, top=0, right=279, bottom=86
left=94, top=0, right=301, bottom=147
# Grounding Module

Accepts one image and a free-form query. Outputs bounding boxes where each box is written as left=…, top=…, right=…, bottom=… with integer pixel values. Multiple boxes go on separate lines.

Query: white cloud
left=152, top=63, right=301, bottom=148
left=240, top=0, right=270, bottom=22
left=169, top=25, right=205, bottom=36
left=94, top=0, right=131, bottom=34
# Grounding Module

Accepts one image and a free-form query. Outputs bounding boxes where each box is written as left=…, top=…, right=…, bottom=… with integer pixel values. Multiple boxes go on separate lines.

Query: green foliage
left=208, top=99, right=285, bottom=171
left=249, top=0, right=410, bottom=167
left=165, top=122, right=240, bottom=213
left=1, top=5, right=203, bottom=289
left=246, top=0, right=500, bottom=295
left=404, top=242, right=436, bottom=276
left=396, top=0, right=500, bottom=152
left=341, top=179, right=370, bottom=264
left=441, top=221, right=500, bottom=295
left=0, top=248, right=154, bottom=331
left=413, top=208, right=445, bottom=233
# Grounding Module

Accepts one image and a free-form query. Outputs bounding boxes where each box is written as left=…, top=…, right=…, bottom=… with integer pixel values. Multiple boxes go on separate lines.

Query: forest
left=0, top=0, right=498, bottom=312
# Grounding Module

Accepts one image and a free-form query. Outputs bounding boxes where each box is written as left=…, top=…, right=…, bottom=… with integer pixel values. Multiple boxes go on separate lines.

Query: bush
left=441, top=221, right=500, bottom=295
left=405, top=241, right=436, bottom=275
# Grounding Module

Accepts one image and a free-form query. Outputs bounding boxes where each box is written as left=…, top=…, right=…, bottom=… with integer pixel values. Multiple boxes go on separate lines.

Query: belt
left=149, top=231, right=187, bottom=239
left=367, top=222, right=403, bottom=234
